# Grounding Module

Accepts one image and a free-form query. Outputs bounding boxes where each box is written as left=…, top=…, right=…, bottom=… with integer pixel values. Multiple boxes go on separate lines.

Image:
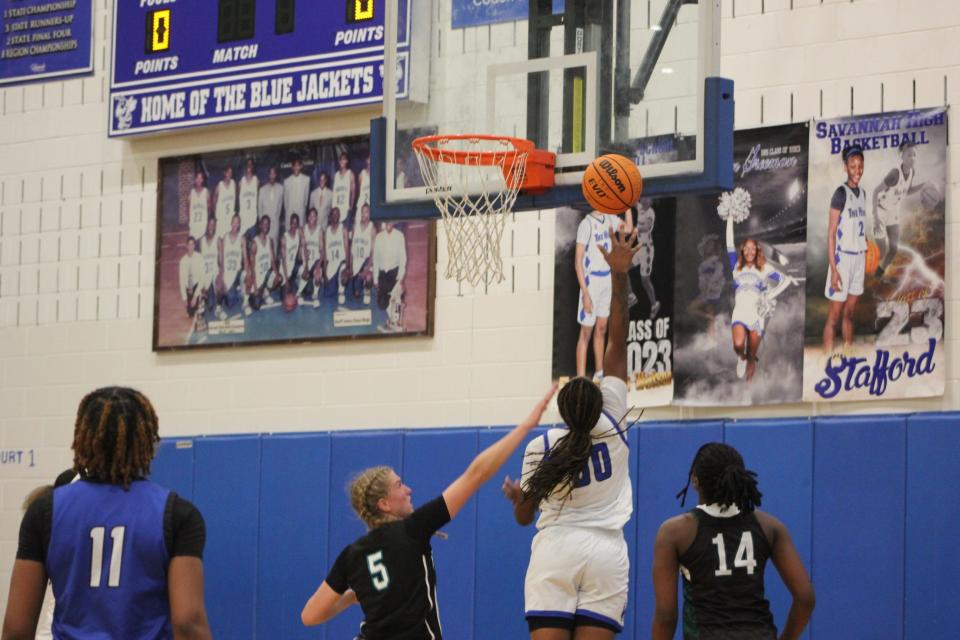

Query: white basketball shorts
left=824, top=251, right=865, bottom=302
left=578, top=272, right=612, bottom=327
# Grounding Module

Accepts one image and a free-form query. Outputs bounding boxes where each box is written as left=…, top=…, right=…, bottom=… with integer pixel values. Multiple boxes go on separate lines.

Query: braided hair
left=676, top=442, right=762, bottom=514
left=349, top=466, right=395, bottom=530
left=71, top=386, right=160, bottom=489
left=522, top=377, right=603, bottom=505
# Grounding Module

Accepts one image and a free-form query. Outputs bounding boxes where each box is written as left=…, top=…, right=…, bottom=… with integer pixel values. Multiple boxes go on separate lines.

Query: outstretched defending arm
left=599, top=228, right=640, bottom=382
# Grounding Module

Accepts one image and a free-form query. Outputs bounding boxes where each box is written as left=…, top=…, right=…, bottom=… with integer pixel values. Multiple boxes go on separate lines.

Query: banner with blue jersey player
left=672, top=124, right=809, bottom=406
left=551, top=200, right=676, bottom=408
left=802, top=107, right=947, bottom=402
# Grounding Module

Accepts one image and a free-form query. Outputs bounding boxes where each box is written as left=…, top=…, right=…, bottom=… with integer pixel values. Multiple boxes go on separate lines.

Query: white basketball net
left=413, top=137, right=529, bottom=287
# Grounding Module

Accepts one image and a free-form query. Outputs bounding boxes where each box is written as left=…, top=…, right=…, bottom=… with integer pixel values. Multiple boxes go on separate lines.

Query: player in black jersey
left=301, top=383, right=558, bottom=639
left=650, top=443, right=814, bottom=640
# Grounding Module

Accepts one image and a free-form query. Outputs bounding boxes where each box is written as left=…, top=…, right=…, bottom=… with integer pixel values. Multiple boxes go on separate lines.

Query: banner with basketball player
left=551, top=201, right=676, bottom=407
left=672, top=124, right=809, bottom=406
left=152, top=137, right=435, bottom=350
left=802, top=108, right=947, bottom=401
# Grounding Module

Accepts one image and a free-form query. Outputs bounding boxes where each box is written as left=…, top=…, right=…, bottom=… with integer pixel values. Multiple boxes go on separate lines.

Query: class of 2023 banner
left=803, top=107, right=947, bottom=402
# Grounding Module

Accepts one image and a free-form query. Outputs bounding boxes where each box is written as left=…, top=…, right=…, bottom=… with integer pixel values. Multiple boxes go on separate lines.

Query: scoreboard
left=108, top=0, right=411, bottom=136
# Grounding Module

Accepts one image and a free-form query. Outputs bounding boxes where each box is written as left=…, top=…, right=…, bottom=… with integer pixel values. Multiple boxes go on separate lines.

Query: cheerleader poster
left=551, top=200, right=676, bottom=407
left=673, top=124, right=809, bottom=406
left=802, top=108, right=947, bottom=402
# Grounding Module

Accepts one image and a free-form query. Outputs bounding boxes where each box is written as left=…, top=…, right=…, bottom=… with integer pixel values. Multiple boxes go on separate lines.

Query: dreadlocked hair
left=522, top=377, right=603, bottom=505
left=71, top=386, right=160, bottom=489
left=676, top=442, right=762, bottom=514
left=349, top=466, right=395, bottom=530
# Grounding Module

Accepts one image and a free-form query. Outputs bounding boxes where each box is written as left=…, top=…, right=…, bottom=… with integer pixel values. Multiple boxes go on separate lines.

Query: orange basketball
left=581, top=154, right=643, bottom=214
left=282, top=292, right=298, bottom=312
left=865, top=240, right=881, bottom=274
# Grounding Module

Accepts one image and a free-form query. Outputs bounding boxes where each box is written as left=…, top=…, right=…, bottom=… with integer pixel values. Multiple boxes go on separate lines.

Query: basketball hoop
left=412, top=135, right=555, bottom=287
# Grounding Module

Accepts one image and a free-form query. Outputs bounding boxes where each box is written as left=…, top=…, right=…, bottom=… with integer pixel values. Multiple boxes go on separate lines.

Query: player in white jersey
left=628, top=199, right=661, bottom=319
left=298, top=207, right=324, bottom=307
left=332, top=152, right=356, bottom=223
left=823, top=145, right=867, bottom=358
left=258, top=166, right=284, bottom=250
left=279, top=213, right=303, bottom=295
left=575, top=212, right=621, bottom=380
left=323, top=208, right=349, bottom=305
left=178, top=236, right=204, bottom=319
left=284, top=158, right=310, bottom=233
left=309, top=171, right=333, bottom=230
left=504, top=228, right=639, bottom=639
left=238, top=159, right=260, bottom=238
left=213, top=166, right=237, bottom=239
left=188, top=171, right=211, bottom=242
left=872, top=141, right=929, bottom=279
left=725, top=216, right=796, bottom=381
left=220, top=214, right=248, bottom=314
left=349, top=204, right=375, bottom=305
left=373, top=221, right=407, bottom=332
left=356, top=156, right=371, bottom=211
left=198, top=216, right=223, bottom=320
left=247, top=215, right=279, bottom=313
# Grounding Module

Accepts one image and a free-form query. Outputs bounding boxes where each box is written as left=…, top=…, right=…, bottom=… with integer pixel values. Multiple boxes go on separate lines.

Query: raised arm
left=726, top=215, right=738, bottom=270
left=598, top=228, right=640, bottom=382
left=441, top=383, right=557, bottom=519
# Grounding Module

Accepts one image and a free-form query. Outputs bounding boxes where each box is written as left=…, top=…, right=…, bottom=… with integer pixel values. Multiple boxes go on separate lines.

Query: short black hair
left=899, top=140, right=916, bottom=152
left=841, top=144, right=864, bottom=163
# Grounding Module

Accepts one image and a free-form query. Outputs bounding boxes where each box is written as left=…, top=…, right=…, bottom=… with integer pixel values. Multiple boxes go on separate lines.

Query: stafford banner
left=802, top=107, right=947, bottom=401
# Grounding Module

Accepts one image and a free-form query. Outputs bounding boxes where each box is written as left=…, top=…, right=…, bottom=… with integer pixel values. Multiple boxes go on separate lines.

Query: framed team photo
left=802, top=107, right=947, bottom=401
left=152, top=137, right=436, bottom=351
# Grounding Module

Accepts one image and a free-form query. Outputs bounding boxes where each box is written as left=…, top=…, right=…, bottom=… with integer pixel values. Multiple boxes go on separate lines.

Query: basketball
left=282, top=292, right=298, bottom=312
left=581, top=154, right=643, bottom=214
left=865, top=240, right=881, bottom=274
left=920, top=182, right=942, bottom=210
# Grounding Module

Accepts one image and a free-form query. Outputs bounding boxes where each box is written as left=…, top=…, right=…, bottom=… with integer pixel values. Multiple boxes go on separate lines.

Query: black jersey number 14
left=712, top=532, right=756, bottom=576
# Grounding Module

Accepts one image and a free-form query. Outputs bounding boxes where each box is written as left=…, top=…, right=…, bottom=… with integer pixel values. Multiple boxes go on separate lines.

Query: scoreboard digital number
left=109, top=0, right=411, bottom=136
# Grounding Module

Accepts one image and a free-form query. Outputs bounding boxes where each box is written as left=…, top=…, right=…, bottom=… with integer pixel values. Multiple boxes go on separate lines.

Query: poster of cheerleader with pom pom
left=672, top=124, right=809, bottom=406
left=803, top=107, right=947, bottom=402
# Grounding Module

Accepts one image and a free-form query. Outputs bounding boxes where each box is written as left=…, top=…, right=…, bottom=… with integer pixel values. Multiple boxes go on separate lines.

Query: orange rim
left=412, top=134, right=535, bottom=166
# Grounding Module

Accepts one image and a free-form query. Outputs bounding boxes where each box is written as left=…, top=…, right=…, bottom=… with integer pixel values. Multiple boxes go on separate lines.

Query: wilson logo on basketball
left=599, top=159, right=626, bottom=192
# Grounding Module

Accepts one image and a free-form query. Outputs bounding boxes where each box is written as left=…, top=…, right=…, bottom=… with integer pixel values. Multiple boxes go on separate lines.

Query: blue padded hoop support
left=369, top=77, right=734, bottom=221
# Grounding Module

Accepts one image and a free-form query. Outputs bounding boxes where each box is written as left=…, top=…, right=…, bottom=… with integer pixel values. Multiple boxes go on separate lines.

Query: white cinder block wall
left=0, top=0, right=957, bottom=614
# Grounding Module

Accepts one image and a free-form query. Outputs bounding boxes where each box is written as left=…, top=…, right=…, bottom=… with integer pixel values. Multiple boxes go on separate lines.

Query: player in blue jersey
left=823, top=145, right=867, bottom=358
left=2, top=387, right=211, bottom=640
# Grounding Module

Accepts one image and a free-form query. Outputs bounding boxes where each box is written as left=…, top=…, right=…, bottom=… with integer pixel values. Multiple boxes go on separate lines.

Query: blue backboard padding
left=633, top=420, right=724, bottom=639
left=812, top=416, right=906, bottom=640
left=325, top=430, right=404, bottom=639
left=193, top=436, right=261, bottom=639
left=151, top=439, right=194, bottom=500
left=474, top=426, right=548, bottom=639
left=257, top=434, right=332, bottom=640
left=905, top=413, right=960, bottom=640
left=402, top=429, right=480, bottom=638
left=724, top=419, right=813, bottom=640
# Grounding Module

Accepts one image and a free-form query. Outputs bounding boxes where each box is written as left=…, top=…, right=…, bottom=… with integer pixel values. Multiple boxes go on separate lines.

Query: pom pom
left=717, top=187, right=752, bottom=223
left=757, top=292, right=777, bottom=321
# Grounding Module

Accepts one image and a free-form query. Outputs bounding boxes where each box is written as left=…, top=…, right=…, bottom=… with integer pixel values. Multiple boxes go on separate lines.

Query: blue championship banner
left=109, top=0, right=410, bottom=136
left=802, top=108, right=947, bottom=402
left=0, top=0, right=93, bottom=85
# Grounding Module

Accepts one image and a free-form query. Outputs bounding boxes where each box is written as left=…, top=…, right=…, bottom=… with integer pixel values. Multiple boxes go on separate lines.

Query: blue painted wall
left=152, top=412, right=960, bottom=639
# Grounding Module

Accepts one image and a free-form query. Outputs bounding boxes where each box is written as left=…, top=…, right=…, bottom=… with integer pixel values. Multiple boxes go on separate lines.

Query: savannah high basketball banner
left=802, top=108, right=947, bottom=402
left=672, top=124, right=809, bottom=406
left=551, top=202, right=676, bottom=407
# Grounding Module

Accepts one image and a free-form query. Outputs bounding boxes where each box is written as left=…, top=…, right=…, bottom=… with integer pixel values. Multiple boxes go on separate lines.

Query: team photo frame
left=152, top=136, right=436, bottom=351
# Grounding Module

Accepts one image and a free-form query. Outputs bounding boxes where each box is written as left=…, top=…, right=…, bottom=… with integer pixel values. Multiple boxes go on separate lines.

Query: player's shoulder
left=657, top=511, right=697, bottom=542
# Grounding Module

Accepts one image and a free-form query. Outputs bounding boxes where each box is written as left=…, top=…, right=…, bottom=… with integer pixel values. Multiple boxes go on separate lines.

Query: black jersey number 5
left=712, top=532, right=756, bottom=577
left=366, top=551, right=390, bottom=591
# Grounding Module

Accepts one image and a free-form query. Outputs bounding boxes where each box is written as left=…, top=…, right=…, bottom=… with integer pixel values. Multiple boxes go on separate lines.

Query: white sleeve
left=576, top=217, right=590, bottom=246
left=178, top=257, right=189, bottom=300
left=519, top=435, right=547, bottom=492
left=601, top=376, right=628, bottom=421
left=397, top=233, right=407, bottom=281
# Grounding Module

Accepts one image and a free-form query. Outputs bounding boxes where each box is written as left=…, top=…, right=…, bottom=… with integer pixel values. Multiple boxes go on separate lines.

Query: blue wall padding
left=904, top=413, right=960, bottom=640
left=145, top=411, right=960, bottom=639
left=257, top=434, right=332, bottom=640
left=192, top=435, right=261, bottom=639
left=812, top=415, right=906, bottom=640
left=474, top=425, right=548, bottom=639
left=401, top=429, right=479, bottom=639
left=622, top=426, right=640, bottom=633
left=633, top=420, right=724, bottom=640
left=325, top=430, right=403, bottom=640
left=725, top=418, right=812, bottom=640
left=150, top=438, right=194, bottom=500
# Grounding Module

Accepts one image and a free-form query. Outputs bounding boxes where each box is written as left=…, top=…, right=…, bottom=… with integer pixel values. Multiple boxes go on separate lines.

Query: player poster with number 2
left=803, top=107, right=947, bottom=401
